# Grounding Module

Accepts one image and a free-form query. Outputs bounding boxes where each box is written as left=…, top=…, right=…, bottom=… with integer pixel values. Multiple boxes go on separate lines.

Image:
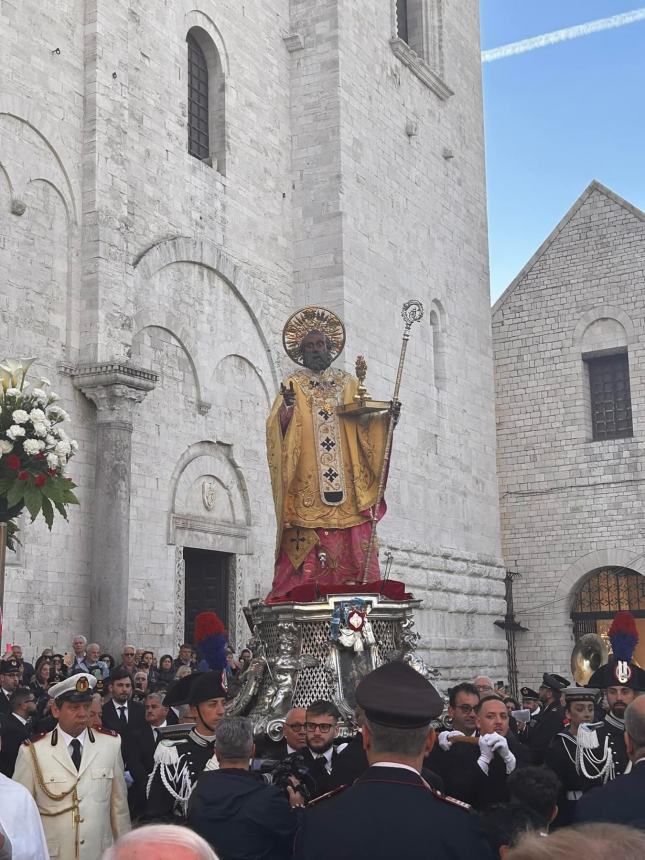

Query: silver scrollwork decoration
left=401, top=299, right=424, bottom=326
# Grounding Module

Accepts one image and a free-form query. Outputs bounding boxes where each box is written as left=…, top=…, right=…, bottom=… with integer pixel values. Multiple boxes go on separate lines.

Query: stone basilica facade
left=0, top=0, right=505, bottom=679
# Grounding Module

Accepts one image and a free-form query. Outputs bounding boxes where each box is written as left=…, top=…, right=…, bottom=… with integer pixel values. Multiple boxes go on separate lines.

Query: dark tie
left=70, top=738, right=82, bottom=771
left=118, top=706, right=127, bottom=729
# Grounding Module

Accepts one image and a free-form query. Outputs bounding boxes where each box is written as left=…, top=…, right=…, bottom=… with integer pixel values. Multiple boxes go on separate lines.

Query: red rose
left=47, top=468, right=58, bottom=476
left=35, top=474, right=46, bottom=487
left=35, top=452, right=45, bottom=460
left=5, top=454, right=21, bottom=470
left=17, top=470, right=29, bottom=481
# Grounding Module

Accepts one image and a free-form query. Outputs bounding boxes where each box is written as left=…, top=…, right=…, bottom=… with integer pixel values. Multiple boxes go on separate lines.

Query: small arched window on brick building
left=186, top=27, right=226, bottom=174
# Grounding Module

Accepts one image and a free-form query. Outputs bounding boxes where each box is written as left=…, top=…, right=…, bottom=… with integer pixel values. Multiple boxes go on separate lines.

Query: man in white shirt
left=0, top=769, right=49, bottom=860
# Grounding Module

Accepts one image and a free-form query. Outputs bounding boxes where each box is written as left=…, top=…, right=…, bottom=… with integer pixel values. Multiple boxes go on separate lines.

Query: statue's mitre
left=282, top=306, right=346, bottom=366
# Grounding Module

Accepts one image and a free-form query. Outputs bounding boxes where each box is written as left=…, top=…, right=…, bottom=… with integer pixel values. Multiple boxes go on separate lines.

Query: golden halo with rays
left=282, top=306, right=346, bottom=366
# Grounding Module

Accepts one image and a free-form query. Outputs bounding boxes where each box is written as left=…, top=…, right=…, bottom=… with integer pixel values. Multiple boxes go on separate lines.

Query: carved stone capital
left=72, top=361, right=158, bottom=427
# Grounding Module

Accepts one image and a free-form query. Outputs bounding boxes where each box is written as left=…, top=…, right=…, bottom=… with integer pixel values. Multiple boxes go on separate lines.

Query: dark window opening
left=187, top=33, right=210, bottom=161
left=396, top=0, right=409, bottom=43
left=586, top=352, right=633, bottom=441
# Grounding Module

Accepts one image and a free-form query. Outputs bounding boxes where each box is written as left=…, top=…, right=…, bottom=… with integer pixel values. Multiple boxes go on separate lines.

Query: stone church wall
left=493, top=183, right=645, bottom=687
left=1, top=0, right=505, bottom=682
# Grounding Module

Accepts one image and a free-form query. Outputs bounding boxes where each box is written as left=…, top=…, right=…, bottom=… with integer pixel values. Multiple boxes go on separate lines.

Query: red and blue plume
left=609, top=611, right=638, bottom=664
left=194, top=611, right=228, bottom=672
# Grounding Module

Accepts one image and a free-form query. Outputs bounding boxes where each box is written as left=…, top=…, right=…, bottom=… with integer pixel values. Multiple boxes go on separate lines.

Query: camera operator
left=188, top=717, right=305, bottom=860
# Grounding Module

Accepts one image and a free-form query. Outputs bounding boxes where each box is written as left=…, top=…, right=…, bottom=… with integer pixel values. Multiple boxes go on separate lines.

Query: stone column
left=74, top=363, right=157, bottom=652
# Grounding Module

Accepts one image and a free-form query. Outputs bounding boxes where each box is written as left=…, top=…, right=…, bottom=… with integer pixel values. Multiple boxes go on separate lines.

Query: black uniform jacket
left=144, top=730, right=215, bottom=821
left=125, top=724, right=159, bottom=816
left=293, top=764, right=495, bottom=860
left=188, top=768, right=301, bottom=860
left=544, top=731, right=608, bottom=828
left=574, top=760, right=645, bottom=829
left=528, top=703, right=565, bottom=764
left=0, top=690, right=10, bottom=717
left=0, top=713, right=32, bottom=776
left=598, top=715, right=629, bottom=775
left=430, top=733, right=531, bottom=808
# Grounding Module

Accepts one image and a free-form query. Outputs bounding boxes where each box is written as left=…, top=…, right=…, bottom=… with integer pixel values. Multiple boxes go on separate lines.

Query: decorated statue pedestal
left=227, top=582, right=440, bottom=740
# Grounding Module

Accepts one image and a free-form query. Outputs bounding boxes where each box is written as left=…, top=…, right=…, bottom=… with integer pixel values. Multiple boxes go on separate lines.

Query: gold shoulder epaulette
left=307, top=784, right=347, bottom=807
left=430, top=788, right=472, bottom=810
left=95, top=726, right=119, bottom=738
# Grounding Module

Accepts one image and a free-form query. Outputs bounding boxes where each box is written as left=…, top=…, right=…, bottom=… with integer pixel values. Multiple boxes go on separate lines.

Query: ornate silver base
left=226, top=591, right=440, bottom=739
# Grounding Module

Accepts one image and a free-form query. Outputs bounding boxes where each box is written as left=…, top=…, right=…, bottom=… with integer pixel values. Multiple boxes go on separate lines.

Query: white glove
left=477, top=733, right=496, bottom=774
left=123, top=770, right=134, bottom=788
left=438, top=730, right=465, bottom=751
left=491, top=734, right=517, bottom=774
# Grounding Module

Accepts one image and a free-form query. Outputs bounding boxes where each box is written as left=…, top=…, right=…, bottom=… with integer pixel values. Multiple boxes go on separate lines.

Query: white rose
left=0, top=440, right=13, bottom=454
left=55, top=440, right=72, bottom=457
left=45, top=434, right=56, bottom=447
left=11, top=409, right=29, bottom=424
left=6, top=425, right=26, bottom=440
left=23, top=439, right=45, bottom=455
left=46, top=453, right=59, bottom=469
left=33, top=422, right=48, bottom=437
left=49, top=406, right=69, bottom=421
left=47, top=393, right=60, bottom=403
left=29, top=408, right=46, bottom=421
left=6, top=388, right=20, bottom=397
left=31, top=388, right=46, bottom=399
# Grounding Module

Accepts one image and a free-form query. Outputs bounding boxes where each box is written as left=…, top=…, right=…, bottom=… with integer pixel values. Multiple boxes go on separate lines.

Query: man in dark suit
left=287, top=700, right=348, bottom=800
left=126, top=690, right=174, bottom=817
left=102, top=667, right=146, bottom=768
left=528, top=673, right=568, bottom=764
left=0, top=688, right=36, bottom=776
left=294, top=662, right=494, bottom=860
left=0, top=659, right=21, bottom=717
left=575, top=696, right=645, bottom=829
left=257, top=706, right=307, bottom=760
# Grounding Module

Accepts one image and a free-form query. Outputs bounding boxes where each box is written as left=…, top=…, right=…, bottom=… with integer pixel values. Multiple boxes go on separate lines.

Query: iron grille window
left=586, top=353, right=633, bottom=441
left=571, top=568, right=645, bottom=640
left=396, top=0, right=409, bottom=43
left=187, top=33, right=210, bottom=161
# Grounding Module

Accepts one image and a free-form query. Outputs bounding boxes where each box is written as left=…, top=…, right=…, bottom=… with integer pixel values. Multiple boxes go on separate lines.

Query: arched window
left=186, top=28, right=226, bottom=173
left=571, top=567, right=645, bottom=643
left=187, top=33, right=210, bottom=161
left=429, top=300, right=447, bottom=389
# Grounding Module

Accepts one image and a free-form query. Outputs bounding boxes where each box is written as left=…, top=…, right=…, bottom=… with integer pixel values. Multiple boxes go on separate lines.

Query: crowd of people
left=1, top=634, right=645, bottom=860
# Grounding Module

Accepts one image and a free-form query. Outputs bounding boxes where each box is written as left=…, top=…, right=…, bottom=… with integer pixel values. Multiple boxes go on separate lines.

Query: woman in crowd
left=50, top=654, right=67, bottom=682
left=100, top=653, right=116, bottom=672
left=156, top=654, right=176, bottom=687
left=30, top=658, right=52, bottom=699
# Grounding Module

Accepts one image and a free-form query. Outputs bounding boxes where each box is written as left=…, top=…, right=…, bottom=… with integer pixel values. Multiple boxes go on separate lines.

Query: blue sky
left=481, top=2, right=645, bottom=302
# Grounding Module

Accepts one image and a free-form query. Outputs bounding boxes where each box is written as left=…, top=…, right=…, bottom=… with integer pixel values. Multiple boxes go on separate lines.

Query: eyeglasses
left=454, top=704, right=476, bottom=714
left=305, top=722, right=335, bottom=733
left=475, top=685, right=493, bottom=693
left=285, top=722, right=306, bottom=732
left=123, top=652, right=135, bottom=657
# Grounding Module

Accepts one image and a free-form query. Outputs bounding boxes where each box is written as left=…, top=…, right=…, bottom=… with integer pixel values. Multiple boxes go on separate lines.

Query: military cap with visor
left=48, top=672, right=97, bottom=704
left=356, top=660, right=443, bottom=728
left=0, top=657, right=21, bottom=674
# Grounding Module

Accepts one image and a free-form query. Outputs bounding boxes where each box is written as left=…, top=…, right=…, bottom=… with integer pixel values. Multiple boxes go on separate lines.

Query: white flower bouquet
left=0, top=359, right=79, bottom=546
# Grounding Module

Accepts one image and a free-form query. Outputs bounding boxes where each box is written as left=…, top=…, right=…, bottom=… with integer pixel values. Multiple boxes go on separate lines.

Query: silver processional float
left=223, top=300, right=442, bottom=742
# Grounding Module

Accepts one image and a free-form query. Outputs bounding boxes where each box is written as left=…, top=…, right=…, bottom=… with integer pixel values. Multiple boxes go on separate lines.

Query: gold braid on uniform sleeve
left=27, top=742, right=82, bottom=858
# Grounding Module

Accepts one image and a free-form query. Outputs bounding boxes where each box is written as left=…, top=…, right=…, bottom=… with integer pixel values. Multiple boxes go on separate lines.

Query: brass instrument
left=571, top=633, right=609, bottom=685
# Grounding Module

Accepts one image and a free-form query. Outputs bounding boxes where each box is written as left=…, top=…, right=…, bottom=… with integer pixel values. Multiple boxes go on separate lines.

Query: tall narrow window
left=187, top=33, right=210, bottom=161
left=586, top=353, right=633, bottom=440
left=396, top=0, right=409, bottom=44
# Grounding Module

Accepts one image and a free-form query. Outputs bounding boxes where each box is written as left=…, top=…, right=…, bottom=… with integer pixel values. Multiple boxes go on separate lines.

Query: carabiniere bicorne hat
left=48, top=672, right=97, bottom=704
left=163, top=671, right=227, bottom=709
left=587, top=611, right=645, bottom=691
left=356, top=660, right=443, bottom=728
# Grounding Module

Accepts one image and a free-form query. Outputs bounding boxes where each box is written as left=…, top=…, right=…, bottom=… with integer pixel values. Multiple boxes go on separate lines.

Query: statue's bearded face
left=301, top=330, right=333, bottom=371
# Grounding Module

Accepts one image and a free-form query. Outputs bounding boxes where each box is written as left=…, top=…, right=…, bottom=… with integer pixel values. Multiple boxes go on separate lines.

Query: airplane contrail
left=482, top=8, right=645, bottom=63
